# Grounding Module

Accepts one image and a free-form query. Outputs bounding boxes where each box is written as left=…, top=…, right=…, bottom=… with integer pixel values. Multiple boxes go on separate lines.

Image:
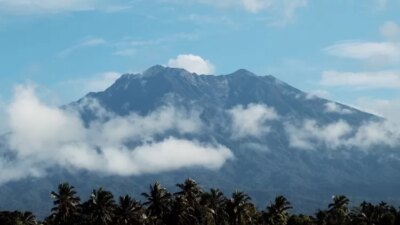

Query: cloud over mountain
left=167, top=54, right=215, bottom=75
left=0, top=85, right=233, bottom=184
left=228, top=103, right=278, bottom=139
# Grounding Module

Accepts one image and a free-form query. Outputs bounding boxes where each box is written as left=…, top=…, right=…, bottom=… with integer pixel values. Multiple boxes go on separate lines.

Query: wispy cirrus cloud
left=113, top=48, right=136, bottom=57
left=58, top=37, right=106, bottom=57
left=163, top=0, right=307, bottom=26
left=380, top=21, right=400, bottom=41
left=324, top=41, right=400, bottom=66
left=113, top=32, right=198, bottom=57
left=319, top=21, right=400, bottom=132
left=373, top=0, right=400, bottom=11
left=324, top=21, right=400, bottom=67
left=0, top=0, right=130, bottom=15
left=59, top=71, right=121, bottom=96
left=320, top=70, right=400, bottom=89
left=0, top=0, right=95, bottom=15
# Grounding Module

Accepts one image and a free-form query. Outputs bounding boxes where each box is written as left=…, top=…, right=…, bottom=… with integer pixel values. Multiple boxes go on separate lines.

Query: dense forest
left=1, top=178, right=399, bottom=225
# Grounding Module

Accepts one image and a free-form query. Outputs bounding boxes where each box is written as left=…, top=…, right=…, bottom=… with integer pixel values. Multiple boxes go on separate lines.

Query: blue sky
left=1, top=0, right=400, bottom=131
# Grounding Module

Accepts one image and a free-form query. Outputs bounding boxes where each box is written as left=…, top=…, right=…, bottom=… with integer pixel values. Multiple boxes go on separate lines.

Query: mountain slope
left=1, top=65, right=399, bottom=216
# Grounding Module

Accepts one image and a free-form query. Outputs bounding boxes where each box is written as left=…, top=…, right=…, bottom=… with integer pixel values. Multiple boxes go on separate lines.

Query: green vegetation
left=1, top=178, right=399, bottom=225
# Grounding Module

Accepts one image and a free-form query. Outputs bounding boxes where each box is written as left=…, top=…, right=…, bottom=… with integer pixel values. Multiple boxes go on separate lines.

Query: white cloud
left=324, top=21, right=400, bottom=67
left=285, top=120, right=352, bottom=150
left=324, top=102, right=353, bottom=114
left=241, top=0, right=308, bottom=26
left=102, top=138, right=233, bottom=175
left=241, top=0, right=271, bottom=12
left=320, top=70, right=400, bottom=89
left=0, top=96, right=8, bottom=133
left=355, top=97, right=400, bottom=123
left=324, top=41, right=400, bottom=65
left=0, top=85, right=233, bottom=184
left=266, top=0, right=307, bottom=26
left=167, top=54, right=216, bottom=75
left=380, top=21, right=400, bottom=41
left=347, top=121, right=400, bottom=149
left=84, top=72, right=120, bottom=92
left=228, top=103, right=278, bottom=139
left=58, top=37, right=106, bottom=57
left=7, top=86, right=86, bottom=157
left=285, top=119, right=400, bottom=150
left=89, top=103, right=203, bottom=145
left=305, top=89, right=331, bottom=99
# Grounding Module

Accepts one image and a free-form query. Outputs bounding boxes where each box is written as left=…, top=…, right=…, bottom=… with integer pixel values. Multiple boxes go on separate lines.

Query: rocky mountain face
left=1, top=65, right=399, bottom=216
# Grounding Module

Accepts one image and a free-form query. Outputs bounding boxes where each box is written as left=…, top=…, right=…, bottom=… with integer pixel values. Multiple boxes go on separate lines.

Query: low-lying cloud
left=324, top=102, right=353, bottom=114
left=285, top=119, right=400, bottom=150
left=0, top=85, right=233, bottom=184
left=228, top=103, right=278, bottom=139
left=285, top=119, right=352, bottom=150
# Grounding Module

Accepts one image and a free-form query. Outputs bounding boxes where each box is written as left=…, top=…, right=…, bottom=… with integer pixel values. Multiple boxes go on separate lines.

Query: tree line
left=1, top=178, right=399, bottom=225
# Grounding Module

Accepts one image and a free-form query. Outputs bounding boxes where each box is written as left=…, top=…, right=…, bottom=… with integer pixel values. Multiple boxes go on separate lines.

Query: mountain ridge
left=0, top=65, right=398, bottom=217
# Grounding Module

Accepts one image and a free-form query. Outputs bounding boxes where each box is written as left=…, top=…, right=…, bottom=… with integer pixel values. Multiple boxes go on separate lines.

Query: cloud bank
left=285, top=119, right=400, bottom=150
left=0, top=85, right=233, bottom=184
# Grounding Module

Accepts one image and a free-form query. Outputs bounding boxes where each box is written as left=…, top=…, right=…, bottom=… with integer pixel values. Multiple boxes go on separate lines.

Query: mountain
left=1, top=65, right=400, bottom=217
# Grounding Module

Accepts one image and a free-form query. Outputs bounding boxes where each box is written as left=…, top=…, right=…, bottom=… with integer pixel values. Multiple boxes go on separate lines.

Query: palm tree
left=375, top=202, right=396, bottom=225
left=351, top=201, right=375, bottom=225
left=175, top=178, right=202, bottom=205
left=16, top=212, right=37, bottom=225
left=86, top=187, right=116, bottom=225
left=114, top=195, right=145, bottom=225
left=175, top=178, right=206, bottom=224
left=287, top=214, right=314, bottom=225
left=50, top=183, right=80, bottom=225
left=315, top=210, right=328, bottom=225
left=0, top=211, right=37, bottom=225
left=225, top=190, right=253, bottom=225
left=326, top=195, right=350, bottom=225
left=167, top=195, right=197, bottom=225
left=328, top=195, right=349, bottom=213
left=142, top=182, right=172, bottom=225
left=201, top=188, right=228, bottom=225
left=264, top=195, right=292, bottom=225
